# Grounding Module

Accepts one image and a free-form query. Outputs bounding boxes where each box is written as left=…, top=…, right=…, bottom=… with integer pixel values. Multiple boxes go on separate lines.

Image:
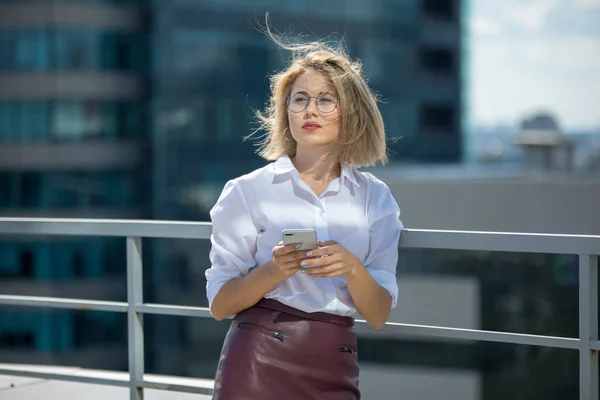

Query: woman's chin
left=296, top=133, right=337, bottom=144
left=296, top=139, right=336, bottom=150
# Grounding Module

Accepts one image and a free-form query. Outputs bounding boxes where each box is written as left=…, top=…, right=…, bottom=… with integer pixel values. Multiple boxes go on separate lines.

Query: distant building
left=516, top=113, right=576, bottom=173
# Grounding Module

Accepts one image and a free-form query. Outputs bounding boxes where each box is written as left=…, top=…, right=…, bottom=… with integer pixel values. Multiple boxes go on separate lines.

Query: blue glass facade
left=0, top=170, right=142, bottom=208
left=0, top=237, right=126, bottom=352
left=0, top=0, right=141, bottom=3
left=151, top=0, right=462, bottom=223
left=0, top=239, right=120, bottom=281
left=0, top=101, right=145, bottom=142
left=0, top=29, right=146, bottom=71
left=0, top=7, right=148, bottom=370
left=0, top=308, right=124, bottom=351
left=147, top=0, right=463, bottom=377
left=0, top=0, right=464, bottom=378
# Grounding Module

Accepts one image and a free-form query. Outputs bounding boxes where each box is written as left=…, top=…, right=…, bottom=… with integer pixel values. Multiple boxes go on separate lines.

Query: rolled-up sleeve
left=205, top=179, right=258, bottom=313
left=363, top=177, right=403, bottom=308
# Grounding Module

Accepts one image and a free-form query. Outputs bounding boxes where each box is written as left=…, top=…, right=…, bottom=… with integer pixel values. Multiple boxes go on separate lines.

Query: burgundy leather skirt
left=212, top=298, right=360, bottom=400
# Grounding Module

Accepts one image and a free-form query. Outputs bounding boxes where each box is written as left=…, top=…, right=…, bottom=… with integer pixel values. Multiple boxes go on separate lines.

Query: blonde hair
left=252, top=29, right=388, bottom=168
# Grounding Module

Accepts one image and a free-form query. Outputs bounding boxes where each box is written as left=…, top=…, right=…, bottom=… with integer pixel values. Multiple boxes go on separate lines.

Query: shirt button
left=319, top=211, right=325, bottom=216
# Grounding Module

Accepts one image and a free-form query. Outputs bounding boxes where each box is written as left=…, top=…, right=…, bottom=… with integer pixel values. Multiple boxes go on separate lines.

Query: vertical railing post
left=580, top=254, right=599, bottom=400
left=127, top=237, right=144, bottom=400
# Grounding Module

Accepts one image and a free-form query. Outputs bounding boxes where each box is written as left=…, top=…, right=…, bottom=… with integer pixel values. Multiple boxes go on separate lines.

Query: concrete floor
left=0, top=365, right=213, bottom=400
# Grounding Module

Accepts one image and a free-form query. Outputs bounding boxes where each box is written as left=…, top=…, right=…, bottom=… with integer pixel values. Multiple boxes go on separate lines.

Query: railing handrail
left=0, top=217, right=597, bottom=400
left=1, top=217, right=599, bottom=254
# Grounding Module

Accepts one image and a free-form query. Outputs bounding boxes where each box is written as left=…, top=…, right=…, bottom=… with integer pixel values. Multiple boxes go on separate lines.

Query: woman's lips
left=302, top=122, right=321, bottom=131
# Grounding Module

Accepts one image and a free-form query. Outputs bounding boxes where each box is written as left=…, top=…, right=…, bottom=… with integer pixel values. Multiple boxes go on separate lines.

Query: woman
left=205, top=34, right=403, bottom=400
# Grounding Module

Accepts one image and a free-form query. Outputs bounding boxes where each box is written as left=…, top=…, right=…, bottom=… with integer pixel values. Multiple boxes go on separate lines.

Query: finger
left=274, top=243, right=302, bottom=256
left=273, top=251, right=306, bottom=267
left=300, top=255, right=335, bottom=268
left=282, top=253, right=310, bottom=266
left=304, top=247, right=332, bottom=258
left=318, top=240, right=337, bottom=247
left=272, top=260, right=305, bottom=276
left=282, top=260, right=306, bottom=271
left=306, top=264, right=344, bottom=277
left=308, top=271, right=343, bottom=278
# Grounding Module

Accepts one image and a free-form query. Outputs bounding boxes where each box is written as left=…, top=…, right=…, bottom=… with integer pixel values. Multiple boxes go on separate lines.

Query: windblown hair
left=252, top=26, right=388, bottom=168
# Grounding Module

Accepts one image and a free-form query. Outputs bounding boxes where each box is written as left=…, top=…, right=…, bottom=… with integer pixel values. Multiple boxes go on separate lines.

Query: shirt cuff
left=206, top=277, right=231, bottom=314
left=366, top=268, right=398, bottom=309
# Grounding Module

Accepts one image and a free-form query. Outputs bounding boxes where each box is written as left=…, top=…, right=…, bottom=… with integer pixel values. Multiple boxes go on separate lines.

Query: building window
left=102, top=238, right=125, bottom=275
left=72, top=251, right=85, bottom=278
left=174, top=255, right=191, bottom=288
left=0, top=332, right=35, bottom=349
left=420, top=105, right=456, bottom=130
left=55, top=31, right=94, bottom=69
left=0, top=29, right=145, bottom=72
left=0, top=173, right=12, bottom=207
left=74, top=313, right=86, bottom=347
left=0, top=101, right=143, bottom=142
left=19, top=173, right=41, bottom=208
left=48, top=170, right=141, bottom=208
left=421, top=0, right=455, bottom=20
left=52, top=102, right=110, bottom=139
left=19, top=250, right=34, bottom=278
left=3, top=170, right=141, bottom=209
left=420, top=47, right=454, bottom=75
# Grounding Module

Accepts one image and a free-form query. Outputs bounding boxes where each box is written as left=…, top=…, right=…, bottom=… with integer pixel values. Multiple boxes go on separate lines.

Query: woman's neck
left=291, top=151, right=341, bottom=184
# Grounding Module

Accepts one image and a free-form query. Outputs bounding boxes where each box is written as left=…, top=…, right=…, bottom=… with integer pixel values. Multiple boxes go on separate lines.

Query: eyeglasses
left=286, top=92, right=339, bottom=114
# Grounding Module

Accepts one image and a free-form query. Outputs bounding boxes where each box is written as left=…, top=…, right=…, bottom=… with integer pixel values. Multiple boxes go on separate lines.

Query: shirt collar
left=341, top=165, right=359, bottom=187
left=273, top=155, right=297, bottom=175
left=273, top=155, right=359, bottom=187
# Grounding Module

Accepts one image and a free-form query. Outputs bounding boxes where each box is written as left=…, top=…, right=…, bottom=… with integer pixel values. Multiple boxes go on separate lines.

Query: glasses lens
left=289, top=94, right=308, bottom=112
left=317, top=94, right=337, bottom=113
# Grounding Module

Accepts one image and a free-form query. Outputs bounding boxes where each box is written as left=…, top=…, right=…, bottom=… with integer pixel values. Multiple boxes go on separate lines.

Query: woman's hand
left=301, top=240, right=363, bottom=278
left=265, top=242, right=309, bottom=281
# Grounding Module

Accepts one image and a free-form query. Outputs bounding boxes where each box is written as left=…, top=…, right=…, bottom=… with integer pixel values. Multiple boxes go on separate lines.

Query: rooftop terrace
left=0, top=218, right=598, bottom=399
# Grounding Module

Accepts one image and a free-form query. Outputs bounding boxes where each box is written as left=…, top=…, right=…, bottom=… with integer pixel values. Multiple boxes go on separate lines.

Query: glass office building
left=151, top=0, right=462, bottom=219
left=0, top=0, right=149, bottom=370
left=0, top=0, right=465, bottom=382
left=149, top=0, right=463, bottom=377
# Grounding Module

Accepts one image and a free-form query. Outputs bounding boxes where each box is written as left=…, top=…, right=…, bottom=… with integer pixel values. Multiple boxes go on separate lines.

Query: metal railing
left=0, top=217, right=598, bottom=399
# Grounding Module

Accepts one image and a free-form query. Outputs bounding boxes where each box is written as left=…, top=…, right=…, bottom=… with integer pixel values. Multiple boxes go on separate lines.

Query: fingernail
left=306, top=251, right=313, bottom=257
left=295, top=243, right=302, bottom=249
left=301, top=261, right=307, bottom=267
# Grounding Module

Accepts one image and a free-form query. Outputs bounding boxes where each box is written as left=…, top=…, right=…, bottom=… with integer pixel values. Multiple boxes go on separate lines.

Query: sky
left=468, top=0, right=600, bottom=131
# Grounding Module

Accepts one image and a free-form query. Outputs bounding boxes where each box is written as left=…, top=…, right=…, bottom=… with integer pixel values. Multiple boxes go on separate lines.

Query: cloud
left=508, top=0, right=558, bottom=29
left=576, top=0, right=600, bottom=8
left=469, top=35, right=600, bottom=128
left=470, top=18, right=502, bottom=36
left=543, top=2, right=600, bottom=36
left=469, top=0, right=600, bottom=128
left=520, top=37, right=600, bottom=72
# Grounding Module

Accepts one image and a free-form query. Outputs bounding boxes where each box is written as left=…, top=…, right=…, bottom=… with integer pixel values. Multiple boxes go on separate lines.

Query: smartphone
left=282, top=228, right=318, bottom=251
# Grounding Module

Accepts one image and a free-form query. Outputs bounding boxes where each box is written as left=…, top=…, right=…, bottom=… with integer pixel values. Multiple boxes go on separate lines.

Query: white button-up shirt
left=205, top=155, right=403, bottom=317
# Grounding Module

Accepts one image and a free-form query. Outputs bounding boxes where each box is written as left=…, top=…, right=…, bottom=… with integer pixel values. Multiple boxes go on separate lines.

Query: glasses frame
left=286, top=92, right=340, bottom=114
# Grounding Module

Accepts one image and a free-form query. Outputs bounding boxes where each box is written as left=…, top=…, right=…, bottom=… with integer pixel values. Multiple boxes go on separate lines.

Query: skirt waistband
left=253, top=298, right=354, bottom=327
